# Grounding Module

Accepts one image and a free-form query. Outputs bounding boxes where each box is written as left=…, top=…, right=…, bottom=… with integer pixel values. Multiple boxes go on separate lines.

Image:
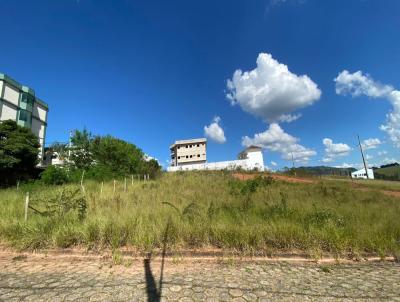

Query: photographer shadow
left=143, top=220, right=170, bottom=302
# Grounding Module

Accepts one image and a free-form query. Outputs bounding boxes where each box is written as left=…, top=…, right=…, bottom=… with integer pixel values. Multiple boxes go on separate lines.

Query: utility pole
left=68, top=130, right=73, bottom=163
left=291, top=152, right=296, bottom=176
left=357, top=134, right=369, bottom=179
left=66, top=130, right=73, bottom=173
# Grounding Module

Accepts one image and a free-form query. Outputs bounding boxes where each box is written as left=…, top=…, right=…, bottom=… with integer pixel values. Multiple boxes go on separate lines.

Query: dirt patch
left=381, top=190, right=400, bottom=198
left=232, top=173, right=400, bottom=198
left=351, top=183, right=400, bottom=198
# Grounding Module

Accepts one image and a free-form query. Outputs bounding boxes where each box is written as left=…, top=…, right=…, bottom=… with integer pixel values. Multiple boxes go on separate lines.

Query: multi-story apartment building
left=170, top=138, right=207, bottom=166
left=0, top=73, right=49, bottom=163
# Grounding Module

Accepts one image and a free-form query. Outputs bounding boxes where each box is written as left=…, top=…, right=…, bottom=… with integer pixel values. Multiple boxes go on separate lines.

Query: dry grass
left=0, top=172, right=399, bottom=259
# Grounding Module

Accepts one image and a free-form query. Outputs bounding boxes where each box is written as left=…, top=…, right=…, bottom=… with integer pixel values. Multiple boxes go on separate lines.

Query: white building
left=170, top=138, right=207, bottom=167
left=168, top=145, right=264, bottom=172
left=0, top=73, right=49, bottom=164
left=43, top=150, right=66, bottom=166
left=351, top=168, right=374, bottom=179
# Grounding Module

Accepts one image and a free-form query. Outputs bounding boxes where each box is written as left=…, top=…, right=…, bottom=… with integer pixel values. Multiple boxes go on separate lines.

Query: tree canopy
left=67, top=129, right=161, bottom=179
left=0, top=120, right=40, bottom=186
left=70, top=128, right=93, bottom=170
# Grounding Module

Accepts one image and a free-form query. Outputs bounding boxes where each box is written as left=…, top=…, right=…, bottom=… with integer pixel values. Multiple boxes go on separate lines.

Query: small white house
left=351, top=168, right=374, bottom=179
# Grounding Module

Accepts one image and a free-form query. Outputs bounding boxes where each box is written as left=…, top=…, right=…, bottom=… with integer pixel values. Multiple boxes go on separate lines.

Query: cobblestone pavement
left=0, top=252, right=399, bottom=301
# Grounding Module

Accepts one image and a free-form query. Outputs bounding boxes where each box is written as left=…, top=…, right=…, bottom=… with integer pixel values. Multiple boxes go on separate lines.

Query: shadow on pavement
left=143, top=219, right=170, bottom=302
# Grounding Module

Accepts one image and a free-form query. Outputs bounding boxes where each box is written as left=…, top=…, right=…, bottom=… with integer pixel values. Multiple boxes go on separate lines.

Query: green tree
left=70, top=128, right=93, bottom=170
left=139, top=158, right=162, bottom=178
left=92, top=135, right=144, bottom=175
left=0, top=120, right=40, bottom=186
left=69, top=128, right=161, bottom=180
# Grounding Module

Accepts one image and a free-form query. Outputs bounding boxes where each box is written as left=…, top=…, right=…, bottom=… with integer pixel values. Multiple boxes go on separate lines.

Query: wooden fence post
left=24, top=192, right=29, bottom=222
left=124, top=178, right=127, bottom=192
left=80, top=170, right=85, bottom=186
left=131, top=174, right=133, bottom=186
left=100, top=181, right=104, bottom=197
left=16, top=181, right=20, bottom=191
left=80, top=170, right=86, bottom=195
left=113, top=180, right=116, bottom=194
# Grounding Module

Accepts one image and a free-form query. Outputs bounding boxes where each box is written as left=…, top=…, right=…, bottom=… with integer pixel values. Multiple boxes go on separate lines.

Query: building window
left=197, top=144, right=199, bottom=147
left=19, top=92, right=34, bottom=112
left=178, top=156, right=180, bottom=159
left=17, top=109, right=32, bottom=128
left=190, top=155, right=193, bottom=158
left=197, top=154, right=200, bottom=157
left=186, top=146, right=188, bottom=148
left=186, top=156, right=189, bottom=158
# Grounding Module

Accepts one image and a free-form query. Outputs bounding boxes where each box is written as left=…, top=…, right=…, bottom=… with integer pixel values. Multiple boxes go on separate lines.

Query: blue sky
left=1, top=0, right=399, bottom=169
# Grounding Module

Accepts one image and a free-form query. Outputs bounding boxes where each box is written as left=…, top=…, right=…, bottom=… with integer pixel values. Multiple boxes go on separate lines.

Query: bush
left=29, top=187, right=87, bottom=221
left=40, top=166, right=69, bottom=185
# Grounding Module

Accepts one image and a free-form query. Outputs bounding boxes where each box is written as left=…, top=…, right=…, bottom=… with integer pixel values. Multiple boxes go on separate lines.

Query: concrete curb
left=0, top=248, right=395, bottom=264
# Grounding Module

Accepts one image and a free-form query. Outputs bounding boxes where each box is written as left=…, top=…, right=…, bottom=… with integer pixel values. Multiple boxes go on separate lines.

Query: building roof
left=237, top=145, right=263, bottom=159
left=351, top=168, right=373, bottom=174
left=0, top=72, right=49, bottom=109
left=244, top=145, right=263, bottom=152
left=170, top=138, right=207, bottom=149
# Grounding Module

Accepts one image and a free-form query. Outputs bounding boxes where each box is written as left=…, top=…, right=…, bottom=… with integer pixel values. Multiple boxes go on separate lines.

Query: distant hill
left=380, top=162, right=399, bottom=169
left=285, top=166, right=356, bottom=177
left=374, top=163, right=400, bottom=181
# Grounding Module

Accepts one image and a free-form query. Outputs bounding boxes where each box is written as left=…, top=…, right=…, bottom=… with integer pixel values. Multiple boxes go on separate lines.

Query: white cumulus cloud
left=335, top=70, right=393, bottom=98
left=362, top=138, right=382, bottom=150
left=227, top=53, right=321, bottom=123
left=322, top=138, right=352, bottom=163
left=334, top=163, right=357, bottom=169
left=380, top=157, right=400, bottom=165
left=335, top=70, right=400, bottom=148
left=204, top=116, right=226, bottom=144
left=271, top=161, right=278, bottom=166
left=242, top=123, right=316, bottom=163
left=380, top=91, right=400, bottom=148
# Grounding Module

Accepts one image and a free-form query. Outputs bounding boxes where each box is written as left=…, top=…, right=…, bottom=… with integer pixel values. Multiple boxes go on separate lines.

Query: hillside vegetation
left=375, top=165, right=400, bottom=181
left=0, top=172, right=399, bottom=259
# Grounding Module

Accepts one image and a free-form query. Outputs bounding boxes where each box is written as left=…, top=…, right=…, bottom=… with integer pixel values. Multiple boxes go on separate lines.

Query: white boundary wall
left=168, top=150, right=264, bottom=172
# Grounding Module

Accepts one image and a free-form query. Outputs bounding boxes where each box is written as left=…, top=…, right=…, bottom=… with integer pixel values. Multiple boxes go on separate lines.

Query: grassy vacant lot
left=331, top=177, right=400, bottom=192
left=375, top=165, right=400, bottom=181
left=0, top=172, right=399, bottom=259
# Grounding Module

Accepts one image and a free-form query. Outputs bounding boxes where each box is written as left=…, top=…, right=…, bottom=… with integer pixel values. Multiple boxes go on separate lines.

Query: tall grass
left=0, top=172, right=399, bottom=258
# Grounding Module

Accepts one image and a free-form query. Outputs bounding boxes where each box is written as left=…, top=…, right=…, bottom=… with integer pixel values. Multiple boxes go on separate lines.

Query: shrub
left=40, top=165, right=69, bottom=185
left=29, top=187, right=87, bottom=221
